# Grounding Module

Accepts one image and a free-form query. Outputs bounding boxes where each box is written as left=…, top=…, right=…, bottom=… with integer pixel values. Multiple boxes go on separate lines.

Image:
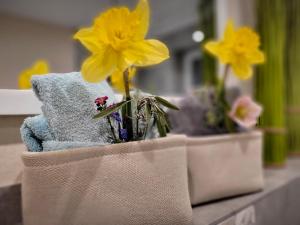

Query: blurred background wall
left=0, top=0, right=255, bottom=95
left=0, top=13, right=75, bottom=88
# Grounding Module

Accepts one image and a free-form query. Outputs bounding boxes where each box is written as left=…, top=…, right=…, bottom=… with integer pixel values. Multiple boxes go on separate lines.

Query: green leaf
left=141, top=102, right=152, bottom=139
left=145, top=102, right=152, bottom=121
left=93, top=100, right=131, bottom=119
left=154, top=96, right=179, bottom=110
left=156, top=116, right=167, bottom=137
left=160, top=113, right=170, bottom=131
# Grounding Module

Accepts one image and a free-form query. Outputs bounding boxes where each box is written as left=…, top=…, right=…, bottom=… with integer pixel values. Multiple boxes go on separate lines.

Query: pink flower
left=95, top=96, right=108, bottom=105
left=228, top=96, right=262, bottom=128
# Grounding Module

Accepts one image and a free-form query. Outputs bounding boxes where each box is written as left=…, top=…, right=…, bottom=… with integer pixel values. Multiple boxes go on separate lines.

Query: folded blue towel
left=20, top=115, right=54, bottom=152
left=20, top=115, right=105, bottom=152
left=31, top=72, right=116, bottom=144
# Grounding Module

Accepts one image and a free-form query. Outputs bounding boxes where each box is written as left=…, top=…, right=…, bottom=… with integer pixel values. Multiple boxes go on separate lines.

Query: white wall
left=0, top=13, right=76, bottom=89
left=148, top=0, right=199, bottom=37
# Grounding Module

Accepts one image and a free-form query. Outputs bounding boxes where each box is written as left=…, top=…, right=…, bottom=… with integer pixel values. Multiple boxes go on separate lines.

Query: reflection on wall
left=0, top=13, right=75, bottom=89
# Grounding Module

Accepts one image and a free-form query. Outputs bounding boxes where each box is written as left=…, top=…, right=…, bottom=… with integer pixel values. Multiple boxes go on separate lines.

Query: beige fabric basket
left=22, top=135, right=192, bottom=225
left=187, top=131, right=264, bottom=205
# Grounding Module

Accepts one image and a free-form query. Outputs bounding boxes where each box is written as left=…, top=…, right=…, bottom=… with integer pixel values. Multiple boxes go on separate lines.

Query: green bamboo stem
left=198, top=0, right=217, bottom=86
left=286, top=0, right=300, bottom=155
left=123, top=69, right=134, bottom=141
left=255, top=0, right=287, bottom=166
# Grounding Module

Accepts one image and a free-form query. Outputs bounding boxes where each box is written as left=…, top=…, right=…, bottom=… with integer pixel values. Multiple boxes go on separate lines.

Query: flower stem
left=136, top=108, right=140, bottom=138
left=124, top=69, right=131, bottom=100
left=107, top=116, right=118, bottom=142
left=220, top=64, right=230, bottom=94
left=218, top=64, right=236, bottom=133
left=223, top=64, right=230, bottom=85
left=217, top=64, right=230, bottom=102
left=123, top=69, right=134, bottom=141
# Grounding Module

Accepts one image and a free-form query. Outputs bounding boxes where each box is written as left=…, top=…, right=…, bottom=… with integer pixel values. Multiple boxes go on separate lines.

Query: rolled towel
left=31, top=72, right=116, bottom=144
left=20, top=115, right=106, bottom=152
left=20, top=115, right=54, bottom=152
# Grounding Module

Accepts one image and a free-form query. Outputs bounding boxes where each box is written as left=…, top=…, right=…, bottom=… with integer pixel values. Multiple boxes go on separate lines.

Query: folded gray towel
left=31, top=72, right=116, bottom=143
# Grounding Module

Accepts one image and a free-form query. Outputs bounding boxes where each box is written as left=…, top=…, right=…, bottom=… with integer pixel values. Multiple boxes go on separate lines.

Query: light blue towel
left=31, top=72, right=116, bottom=143
left=20, top=115, right=54, bottom=152
left=20, top=115, right=106, bottom=152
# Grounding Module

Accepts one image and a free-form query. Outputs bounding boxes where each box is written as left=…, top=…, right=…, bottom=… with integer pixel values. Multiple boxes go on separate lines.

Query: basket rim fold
left=22, top=135, right=187, bottom=167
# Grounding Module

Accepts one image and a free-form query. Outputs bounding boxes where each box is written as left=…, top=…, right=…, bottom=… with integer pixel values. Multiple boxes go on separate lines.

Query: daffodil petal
left=81, top=48, right=118, bottom=83
left=111, top=68, right=136, bottom=93
left=133, top=0, right=150, bottom=40
left=224, top=20, right=235, bottom=42
left=205, top=42, right=231, bottom=64
left=18, top=60, right=50, bottom=89
left=111, top=70, right=125, bottom=93
left=116, top=58, right=129, bottom=72
left=232, top=62, right=253, bottom=80
left=74, top=28, right=103, bottom=53
left=128, top=67, right=137, bottom=80
left=248, top=50, right=265, bottom=64
left=94, top=7, right=131, bottom=44
left=32, top=60, right=49, bottom=74
left=204, top=41, right=219, bottom=56
left=123, top=39, right=169, bottom=66
left=18, top=70, right=32, bottom=89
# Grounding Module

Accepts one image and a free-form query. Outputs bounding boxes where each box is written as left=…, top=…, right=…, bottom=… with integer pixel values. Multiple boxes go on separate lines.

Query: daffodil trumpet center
left=111, top=31, right=131, bottom=51
left=109, top=22, right=138, bottom=51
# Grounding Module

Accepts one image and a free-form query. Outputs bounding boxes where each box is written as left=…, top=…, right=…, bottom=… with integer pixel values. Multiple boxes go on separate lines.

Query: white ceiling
left=0, top=0, right=199, bottom=37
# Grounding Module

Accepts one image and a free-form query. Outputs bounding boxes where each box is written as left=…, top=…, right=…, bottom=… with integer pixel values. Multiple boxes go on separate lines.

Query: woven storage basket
left=22, top=135, right=192, bottom=225
left=187, top=131, right=264, bottom=205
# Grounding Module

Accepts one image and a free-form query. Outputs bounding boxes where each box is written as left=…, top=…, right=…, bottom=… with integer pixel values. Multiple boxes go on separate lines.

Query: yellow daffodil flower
left=111, top=67, right=136, bottom=93
left=74, top=0, right=169, bottom=83
left=18, top=60, right=49, bottom=89
left=205, top=20, right=265, bottom=79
